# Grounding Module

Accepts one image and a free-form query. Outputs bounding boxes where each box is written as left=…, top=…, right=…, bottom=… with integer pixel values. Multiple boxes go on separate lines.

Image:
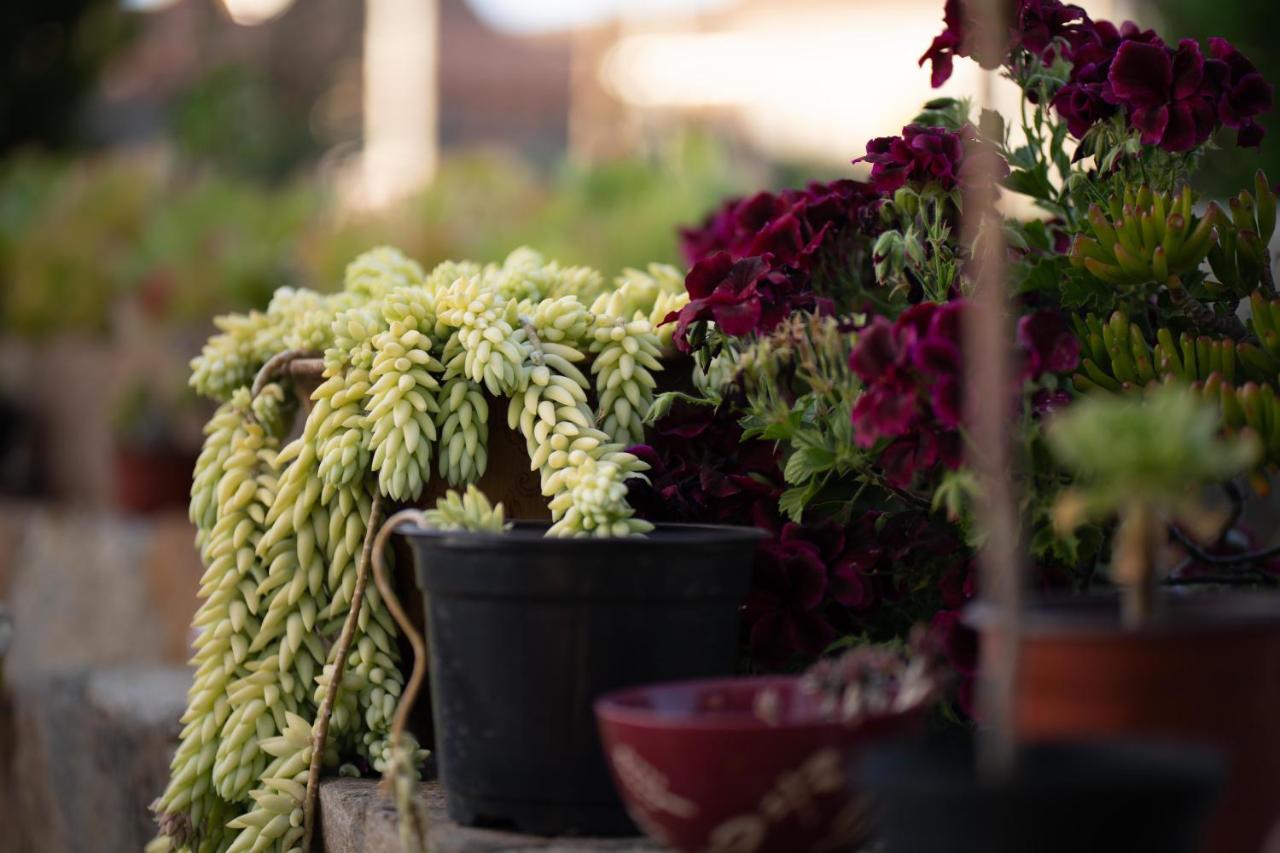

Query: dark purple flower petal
left=1129, top=103, right=1171, bottom=146
left=684, top=252, right=736, bottom=300
left=1109, top=40, right=1173, bottom=106
left=930, top=375, right=964, bottom=428
left=1017, top=310, right=1081, bottom=379
left=849, top=318, right=900, bottom=380
left=1237, top=120, right=1266, bottom=147
left=851, top=381, right=920, bottom=446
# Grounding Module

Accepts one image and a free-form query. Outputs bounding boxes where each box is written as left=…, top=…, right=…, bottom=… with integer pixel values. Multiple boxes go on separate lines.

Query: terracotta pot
left=594, top=675, right=925, bottom=852
left=113, top=445, right=198, bottom=514
left=974, top=592, right=1280, bottom=853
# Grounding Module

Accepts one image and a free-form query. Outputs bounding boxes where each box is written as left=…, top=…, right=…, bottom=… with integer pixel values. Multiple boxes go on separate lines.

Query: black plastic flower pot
left=861, top=738, right=1222, bottom=853
left=401, top=521, right=765, bottom=837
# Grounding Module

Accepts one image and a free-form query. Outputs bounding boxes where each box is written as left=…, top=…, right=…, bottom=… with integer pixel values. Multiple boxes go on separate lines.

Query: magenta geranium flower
left=664, top=253, right=833, bottom=351
left=1017, top=0, right=1088, bottom=58
left=848, top=300, right=1077, bottom=487
left=1207, top=37, right=1273, bottom=147
left=919, top=0, right=969, bottom=89
left=1050, top=19, right=1162, bottom=138
left=858, top=125, right=965, bottom=194
left=625, top=399, right=783, bottom=527
left=744, top=529, right=836, bottom=668
left=857, top=125, right=1008, bottom=195
left=847, top=301, right=970, bottom=486
left=678, top=180, right=883, bottom=269
left=920, top=0, right=1088, bottom=88
left=1108, top=39, right=1219, bottom=152
left=1017, top=309, right=1081, bottom=380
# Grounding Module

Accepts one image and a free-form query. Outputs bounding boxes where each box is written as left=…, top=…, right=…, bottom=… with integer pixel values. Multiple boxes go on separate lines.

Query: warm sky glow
left=601, top=1, right=1121, bottom=165
left=466, top=0, right=732, bottom=33
left=219, top=0, right=295, bottom=26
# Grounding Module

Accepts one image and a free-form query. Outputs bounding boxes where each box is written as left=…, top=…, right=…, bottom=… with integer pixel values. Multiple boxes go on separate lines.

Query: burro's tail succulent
left=157, top=246, right=672, bottom=851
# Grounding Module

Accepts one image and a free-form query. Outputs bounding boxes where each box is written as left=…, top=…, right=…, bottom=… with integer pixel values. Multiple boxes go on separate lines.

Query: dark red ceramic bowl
left=594, top=675, right=924, bottom=853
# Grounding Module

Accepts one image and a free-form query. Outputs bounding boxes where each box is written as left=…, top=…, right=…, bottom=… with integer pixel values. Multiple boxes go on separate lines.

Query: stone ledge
left=319, top=778, right=659, bottom=853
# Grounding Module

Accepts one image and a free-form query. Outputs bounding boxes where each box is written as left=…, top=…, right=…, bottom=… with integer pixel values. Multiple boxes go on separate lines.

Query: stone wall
left=0, top=503, right=201, bottom=852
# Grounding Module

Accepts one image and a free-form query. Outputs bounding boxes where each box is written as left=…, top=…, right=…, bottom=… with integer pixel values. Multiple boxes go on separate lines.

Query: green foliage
left=873, top=187, right=960, bottom=304
left=1206, top=171, right=1278, bottom=298
left=171, top=65, right=318, bottom=183
left=1048, top=385, right=1259, bottom=522
left=0, top=138, right=742, bottom=338
left=1070, top=185, right=1220, bottom=291
left=1069, top=305, right=1280, bottom=467
left=734, top=313, right=872, bottom=523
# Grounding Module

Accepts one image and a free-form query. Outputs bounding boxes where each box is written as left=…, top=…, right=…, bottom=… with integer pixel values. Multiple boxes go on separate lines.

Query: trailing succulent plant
left=155, top=246, right=685, bottom=852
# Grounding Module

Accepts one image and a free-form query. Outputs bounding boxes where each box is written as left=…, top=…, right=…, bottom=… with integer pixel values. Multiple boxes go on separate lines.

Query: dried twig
left=372, top=509, right=432, bottom=853
left=300, top=493, right=384, bottom=853
left=251, top=348, right=320, bottom=398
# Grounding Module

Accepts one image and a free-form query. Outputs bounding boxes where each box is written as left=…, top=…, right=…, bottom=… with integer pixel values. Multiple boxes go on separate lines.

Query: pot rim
left=594, top=674, right=922, bottom=734
left=396, top=520, right=769, bottom=549
left=965, top=589, right=1280, bottom=636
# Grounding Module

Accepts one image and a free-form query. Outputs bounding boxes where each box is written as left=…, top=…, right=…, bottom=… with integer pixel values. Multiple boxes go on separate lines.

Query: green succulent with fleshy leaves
left=1048, top=386, right=1259, bottom=625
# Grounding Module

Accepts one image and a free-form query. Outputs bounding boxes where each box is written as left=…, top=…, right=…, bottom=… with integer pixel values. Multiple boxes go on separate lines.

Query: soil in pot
left=401, top=521, right=764, bottom=837
left=862, top=738, right=1222, bottom=853
left=976, top=592, right=1280, bottom=853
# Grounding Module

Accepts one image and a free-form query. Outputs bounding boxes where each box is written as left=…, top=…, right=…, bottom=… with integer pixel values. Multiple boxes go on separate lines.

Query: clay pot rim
left=396, top=520, right=768, bottom=549
left=594, top=674, right=924, bottom=734
left=964, top=589, right=1280, bottom=636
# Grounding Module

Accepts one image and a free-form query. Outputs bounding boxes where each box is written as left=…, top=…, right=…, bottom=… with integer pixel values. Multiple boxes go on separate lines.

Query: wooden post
left=963, top=0, right=1021, bottom=780
left=362, top=0, right=439, bottom=208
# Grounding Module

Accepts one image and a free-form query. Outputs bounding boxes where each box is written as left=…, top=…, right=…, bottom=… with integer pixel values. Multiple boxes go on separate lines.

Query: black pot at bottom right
left=861, top=739, right=1222, bottom=853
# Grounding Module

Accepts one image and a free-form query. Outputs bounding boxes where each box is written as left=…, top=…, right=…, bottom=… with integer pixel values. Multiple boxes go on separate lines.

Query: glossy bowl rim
left=594, top=674, right=916, bottom=734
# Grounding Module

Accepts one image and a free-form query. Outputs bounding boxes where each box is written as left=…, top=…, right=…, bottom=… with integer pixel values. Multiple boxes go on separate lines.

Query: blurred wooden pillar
left=362, top=0, right=438, bottom=207
left=964, top=0, right=1021, bottom=778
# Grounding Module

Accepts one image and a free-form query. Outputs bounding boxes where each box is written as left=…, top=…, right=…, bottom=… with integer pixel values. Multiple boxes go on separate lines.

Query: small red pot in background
left=113, top=445, right=196, bottom=514
left=595, top=675, right=924, bottom=853
left=975, top=593, right=1280, bottom=853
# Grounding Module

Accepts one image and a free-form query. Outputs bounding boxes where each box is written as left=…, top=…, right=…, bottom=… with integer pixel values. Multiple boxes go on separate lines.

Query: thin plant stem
left=301, top=492, right=384, bottom=852
left=371, top=509, right=432, bottom=853
left=251, top=348, right=320, bottom=399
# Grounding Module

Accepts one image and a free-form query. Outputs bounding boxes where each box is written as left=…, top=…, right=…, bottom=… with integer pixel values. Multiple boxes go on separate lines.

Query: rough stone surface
left=0, top=665, right=188, bottom=853
left=319, top=779, right=660, bottom=853
left=0, top=502, right=200, bottom=680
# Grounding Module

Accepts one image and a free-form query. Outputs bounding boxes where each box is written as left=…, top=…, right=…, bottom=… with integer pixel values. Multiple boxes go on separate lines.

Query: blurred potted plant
left=994, top=387, right=1280, bottom=853
left=110, top=380, right=201, bottom=513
